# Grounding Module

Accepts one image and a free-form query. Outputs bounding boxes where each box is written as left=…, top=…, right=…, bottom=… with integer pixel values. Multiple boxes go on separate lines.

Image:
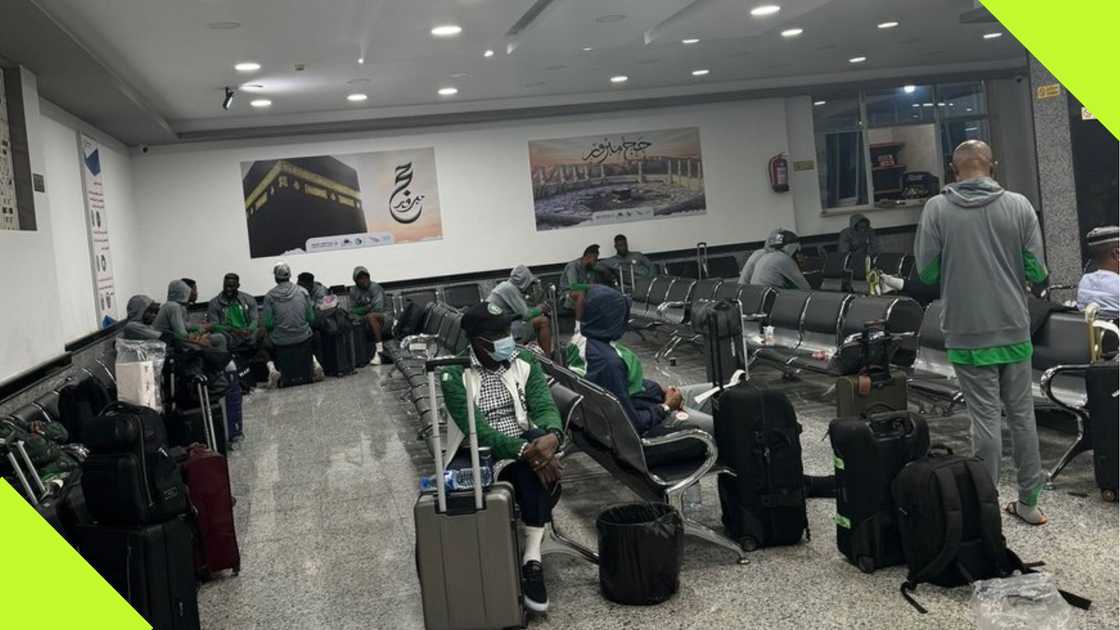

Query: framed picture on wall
left=0, top=67, right=38, bottom=231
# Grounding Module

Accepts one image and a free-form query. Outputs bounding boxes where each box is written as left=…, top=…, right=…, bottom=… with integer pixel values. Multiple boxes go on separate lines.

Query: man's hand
left=188, top=334, right=210, bottom=346
left=664, top=387, right=684, bottom=411
left=535, top=459, right=562, bottom=486
left=533, top=433, right=560, bottom=462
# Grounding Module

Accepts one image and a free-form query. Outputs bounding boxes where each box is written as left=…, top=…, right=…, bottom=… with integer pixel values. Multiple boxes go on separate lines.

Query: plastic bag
left=596, top=502, right=684, bottom=605
left=973, top=573, right=1073, bottom=630
left=114, top=338, right=166, bottom=411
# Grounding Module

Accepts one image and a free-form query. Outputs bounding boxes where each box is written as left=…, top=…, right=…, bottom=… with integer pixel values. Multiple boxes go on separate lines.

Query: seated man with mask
left=738, top=228, right=811, bottom=290
left=206, top=273, right=259, bottom=353
left=488, top=265, right=553, bottom=355
left=439, top=302, right=564, bottom=614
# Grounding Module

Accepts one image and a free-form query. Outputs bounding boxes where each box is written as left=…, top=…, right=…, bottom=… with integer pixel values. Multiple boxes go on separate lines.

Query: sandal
left=1005, top=501, right=1048, bottom=526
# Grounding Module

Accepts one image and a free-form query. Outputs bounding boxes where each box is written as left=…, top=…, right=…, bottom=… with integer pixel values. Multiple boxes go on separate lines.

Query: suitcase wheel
left=857, top=556, right=876, bottom=574
left=741, top=536, right=759, bottom=552
left=1102, top=489, right=1117, bottom=503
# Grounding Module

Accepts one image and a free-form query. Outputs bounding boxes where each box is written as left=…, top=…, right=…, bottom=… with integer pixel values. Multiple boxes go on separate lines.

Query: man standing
left=737, top=228, right=811, bottom=290
left=206, top=273, right=259, bottom=352
left=837, top=213, right=881, bottom=268
left=602, top=234, right=657, bottom=285
left=1076, top=226, right=1119, bottom=320
left=915, top=140, right=1049, bottom=525
left=349, top=266, right=392, bottom=365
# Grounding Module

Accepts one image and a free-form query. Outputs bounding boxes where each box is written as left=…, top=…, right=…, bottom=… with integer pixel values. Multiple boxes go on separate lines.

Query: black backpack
left=394, top=300, right=426, bottom=338
left=891, top=449, right=1091, bottom=613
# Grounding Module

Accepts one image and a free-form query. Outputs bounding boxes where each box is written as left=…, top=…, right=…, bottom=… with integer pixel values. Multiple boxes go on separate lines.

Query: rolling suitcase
left=713, top=381, right=808, bottom=551
left=694, top=299, right=746, bottom=386
left=179, top=395, right=240, bottom=579
left=414, top=357, right=524, bottom=630
left=320, top=315, right=356, bottom=377
left=829, top=409, right=929, bottom=572
left=1086, top=363, right=1119, bottom=501
left=224, top=372, right=243, bottom=442
left=78, top=516, right=201, bottom=630
left=351, top=322, right=375, bottom=367
left=274, top=340, right=314, bottom=387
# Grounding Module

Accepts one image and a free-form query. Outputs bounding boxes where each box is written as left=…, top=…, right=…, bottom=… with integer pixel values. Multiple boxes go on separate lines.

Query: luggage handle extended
left=424, top=357, right=483, bottom=513
left=2, top=436, right=40, bottom=506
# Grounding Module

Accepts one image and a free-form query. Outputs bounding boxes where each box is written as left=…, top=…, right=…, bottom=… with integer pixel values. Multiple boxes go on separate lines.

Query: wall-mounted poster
left=241, top=147, right=442, bottom=258
left=79, top=133, right=117, bottom=322
left=1, top=67, right=38, bottom=231
left=529, top=127, right=705, bottom=231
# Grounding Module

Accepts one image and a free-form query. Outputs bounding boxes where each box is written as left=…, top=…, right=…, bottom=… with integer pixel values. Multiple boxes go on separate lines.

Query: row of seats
left=817, top=252, right=915, bottom=293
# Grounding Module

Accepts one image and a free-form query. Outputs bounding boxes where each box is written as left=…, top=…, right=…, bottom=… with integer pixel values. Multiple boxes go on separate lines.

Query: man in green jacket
left=439, top=302, right=563, bottom=613
left=206, top=272, right=259, bottom=353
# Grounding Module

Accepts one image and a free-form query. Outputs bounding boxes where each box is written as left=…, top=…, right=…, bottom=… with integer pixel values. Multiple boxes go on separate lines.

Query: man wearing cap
left=262, top=262, right=320, bottom=386
left=487, top=265, right=553, bottom=354
left=439, top=302, right=564, bottom=613
left=1077, top=226, right=1119, bottom=320
left=737, top=228, right=811, bottom=290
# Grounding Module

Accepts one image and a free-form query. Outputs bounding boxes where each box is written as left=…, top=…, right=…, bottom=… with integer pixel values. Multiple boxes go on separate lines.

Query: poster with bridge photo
left=528, top=127, right=706, bottom=231
left=240, top=147, right=443, bottom=258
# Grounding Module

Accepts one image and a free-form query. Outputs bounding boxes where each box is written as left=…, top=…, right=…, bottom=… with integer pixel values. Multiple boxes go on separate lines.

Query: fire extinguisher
left=769, top=153, right=790, bottom=193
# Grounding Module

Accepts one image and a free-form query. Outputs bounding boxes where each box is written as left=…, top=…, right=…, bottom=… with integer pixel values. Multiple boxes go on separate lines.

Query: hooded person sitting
left=262, top=262, right=322, bottom=386
left=737, top=228, right=811, bottom=290
left=837, top=213, right=881, bottom=268
left=206, top=273, right=258, bottom=351
left=488, top=265, right=553, bottom=354
left=153, top=279, right=228, bottom=352
left=297, top=272, right=329, bottom=307
left=569, top=285, right=714, bottom=435
left=122, top=294, right=170, bottom=342
left=348, top=265, right=392, bottom=365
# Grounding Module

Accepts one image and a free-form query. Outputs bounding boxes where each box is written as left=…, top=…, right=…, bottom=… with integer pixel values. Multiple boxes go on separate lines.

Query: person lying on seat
left=153, top=280, right=227, bottom=352
left=206, top=273, right=259, bottom=353
left=348, top=265, right=393, bottom=365
left=122, top=294, right=170, bottom=342
left=488, top=265, right=553, bottom=355
left=439, top=302, right=564, bottom=614
left=569, top=285, right=714, bottom=435
left=737, top=228, right=811, bottom=290
left=1077, top=226, right=1119, bottom=320
left=262, top=262, right=322, bottom=386
left=297, top=272, right=330, bottom=307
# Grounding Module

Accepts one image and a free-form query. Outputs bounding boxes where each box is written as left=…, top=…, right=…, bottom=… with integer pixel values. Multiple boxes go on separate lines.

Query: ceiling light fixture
left=610, top=75, right=629, bottom=84
left=596, top=14, right=626, bottom=23
left=922, top=102, right=934, bottom=107
left=966, top=107, right=974, bottom=112
left=234, top=62, right=261, bottom=72
left=250, top=99, right=271, bottom=108
left=937, top=102, right=946, bottom=107
left=691, top=69, right=710, bottom=76
left=781, top=28, right=803, bottom=38
left=430, top=24, right=462, bottom=37
left=582, top=47, right=593, bottom=52
left=848, top=56, right=867, bottom=63
left=877, top=21, right=900, bottom=29
left=357, top=57, right=365, bottom=64
left=222, top=87, right=235, bottom=110
left=903, top=84, right=916, bottom=93
left=207, top=21, right=241, bottom=30
left=813, top=100, right=827, bottom=106
left=484, top=49, right=495, bottom=57
left=241, top=83, right=265, bottom=92
left=438, top=86, right=459, bottom=96
left=682, top=38, right=700, bottom=45
left=912, top=104, right=921, bottom=108
left=983, top=32, right=1003, bottom=39
left=750, top=5, right=781, bottom=17
left=347, top=93, right=368, bottom=102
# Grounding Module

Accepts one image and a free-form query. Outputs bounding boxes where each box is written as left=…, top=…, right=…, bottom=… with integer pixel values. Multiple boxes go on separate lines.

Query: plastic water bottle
left=683, top=484, right=702, bottom=515
left=420, top=465, right=494, bottom=493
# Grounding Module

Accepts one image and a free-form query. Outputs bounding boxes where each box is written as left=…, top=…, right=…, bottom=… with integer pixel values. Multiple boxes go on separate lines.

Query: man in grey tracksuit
left=349, top=265, right=392, bottom=365
left=837, top=213, right=881, bottom=268
left=262, top=262, right=321, bottom=385
left=489, top=265, right=553, bottom=354
left=153, top=279, right=228, bottom=352
left=914, top=140, right=1049, bottom=525
left=737, top=228, right=812, bottom=290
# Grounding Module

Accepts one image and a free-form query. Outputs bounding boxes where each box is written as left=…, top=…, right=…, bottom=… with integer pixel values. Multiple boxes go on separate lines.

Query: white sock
left=523, top=526, right=545, bottom=564
left=267, top=361, right=277, bottom=373
left=376, top=341, right=384, bottom=352
left=312, top=356, right=322, bottom=370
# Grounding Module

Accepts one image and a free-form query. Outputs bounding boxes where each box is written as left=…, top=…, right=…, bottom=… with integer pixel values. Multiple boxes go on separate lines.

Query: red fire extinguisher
left=769, top=153, right=790, bottom=193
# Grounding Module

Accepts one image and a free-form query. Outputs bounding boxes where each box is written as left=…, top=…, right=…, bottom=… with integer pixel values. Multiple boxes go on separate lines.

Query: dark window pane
left=812, top=97, right=861, bottom=133
left=865, top=85, right=936, bottom=127
left=937, top=81, right=986, bottom=118
left=817, top=131, right=868, bottom=208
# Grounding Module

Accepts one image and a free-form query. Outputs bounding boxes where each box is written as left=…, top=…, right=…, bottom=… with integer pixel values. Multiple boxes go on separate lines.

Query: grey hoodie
left=915, top=177, right=1047, bottom=349
left=123, top=295, right=163, bottom=341
left=837, top=213, right=881, bottom=263
left=152, top=280, right=192, bottom=339
left=263, top=281, right=314, bottom=345
left=601, top=250, right=657, bottom=281
left=348, top=266, right=388, bottom=315
left=488, top=265, right=539, bottom=320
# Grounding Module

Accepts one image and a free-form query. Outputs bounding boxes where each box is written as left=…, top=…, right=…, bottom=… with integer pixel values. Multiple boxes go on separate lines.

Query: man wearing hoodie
left=206, top=273, right=259, bottom=352
left=348, top=266, right=391, bottom=365
left=837, top=214, right=881, bottom=268
left=122, top=295, right=169, bottom=342
left=262, top=262, right=322, bottom=386
left=153, top=280, right=227, bottom=352
left=297, top=272, right=330, bottom=307
left=488, top=265, right=553, bottom=354
left=737, top=229, right=812, bottom=290
left=915, top=140, right=1049, bottom=526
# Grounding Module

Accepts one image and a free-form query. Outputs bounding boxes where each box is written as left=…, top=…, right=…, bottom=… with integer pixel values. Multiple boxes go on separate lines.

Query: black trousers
left=498, top=461, right=561, bottom=528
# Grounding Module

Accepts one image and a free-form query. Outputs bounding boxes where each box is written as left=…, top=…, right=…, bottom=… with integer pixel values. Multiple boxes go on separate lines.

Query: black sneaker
left=521, top=560, right=549, bottom=612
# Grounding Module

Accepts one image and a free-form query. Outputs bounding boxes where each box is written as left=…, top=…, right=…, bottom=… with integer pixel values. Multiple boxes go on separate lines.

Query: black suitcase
left=829, top=410, right=929, bottom=572
left=713, top=382, right=808, bottom=551
left=694, top=299, right=746, bottom=386
left=351, top=322, right=374, bottom=367
left=274, top=340, right=314, bottom=387
left=78, top=517, right=201, bottom=630
left=1087, top=363, right=1119, bottom=501
left=320, top=319, right=356, bottom=377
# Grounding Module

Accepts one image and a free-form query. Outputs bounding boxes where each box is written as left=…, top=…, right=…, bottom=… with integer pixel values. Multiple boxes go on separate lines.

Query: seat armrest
left=657, top=300, right=688, bottom=312
left=401, top=333, right=438, bottom=346
left=642, top=429, right=718, bottom=495
left=1040, top=364, right=1091, bottom=417
left=742, top=313, right=769, bottom=322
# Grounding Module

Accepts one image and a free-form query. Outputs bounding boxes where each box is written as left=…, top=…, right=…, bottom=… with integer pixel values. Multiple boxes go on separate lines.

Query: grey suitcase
left=415, top=357, right=525, bottom=630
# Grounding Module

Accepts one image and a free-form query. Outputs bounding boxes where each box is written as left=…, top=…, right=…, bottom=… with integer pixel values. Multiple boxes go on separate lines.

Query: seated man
left=297, top=272, right=329, bottom=307
left=440, top=302, right=564, bottom=613
left=737, top=228, right=811, bottom=290
left=181, top=278, right=199, bottom=306
left=601, top=234, right=657, bottom=285
left=262, top=263, right=321, bottom=386
left=349, top=265, right=392, bottom=365
left=206, top=273, right=258, bottom=353
left=153, top=279, right=228, bottom=353
left=560, top=245, right=606, bottom=310
left=837, top=213, right=881, bottom=270
left=569, top=285, right=713, bottom=435
left=1077, top=226, right=1119, bottom=320
left=488, top=265, right=553, bottom=354
left=122, top=294, right=170, bottom=342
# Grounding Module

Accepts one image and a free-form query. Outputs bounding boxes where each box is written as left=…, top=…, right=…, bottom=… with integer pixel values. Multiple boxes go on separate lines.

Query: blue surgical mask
left=488, top=336, right=516, bottom=362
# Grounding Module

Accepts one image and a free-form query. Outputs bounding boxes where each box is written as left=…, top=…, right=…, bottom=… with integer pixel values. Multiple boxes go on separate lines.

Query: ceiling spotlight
left=250, top=99, right=271, bottom=108
left=903, top=84, right=916, bottom=93
left=966, top=107, right=974, bottom=112
left=781, top=28, right=803, bottom=38
left=750, top=5, right=781, bottom=17
left=813, top=100, right=827, bottom=106
left=582, top=47, right=594, bottom=52
left=937, top=102, right=946, bottom=107
left=610, top=75, right=629, bottom=84
left=430, top=24, right=462, bottom=37
left=222, top=87, right=235, bottom=110
left=483, top=49, right=495, bottom=57
left=983, top=32, right=1003, bottom=39
left=357, top=57, right=365, bottom=64
left=682, top=38, right=700, bottom=45
left=691, top=69, right=710, bottom=76
left=234, top=62, right=260, bottom=72
left=347, top=93, right=368, bottom=102
left=596, top=14, right=626, bottom=23
left=922, top=102, right=934, bottom=107
left=877, top=21, right=900, bottom=29
left=849, top=56, right=867, bottom=63
left=912, top=104, right=921, bottom=108
left=438, top=86, right=459, bottom=96
left=207, top=21, right=241, bottom=30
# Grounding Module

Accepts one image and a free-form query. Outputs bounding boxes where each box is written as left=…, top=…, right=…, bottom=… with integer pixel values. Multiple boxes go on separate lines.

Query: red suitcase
left=180, top=386, right=240, bottom=578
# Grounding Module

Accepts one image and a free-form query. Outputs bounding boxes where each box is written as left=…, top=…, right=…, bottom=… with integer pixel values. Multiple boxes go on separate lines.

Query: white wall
left=131, top=99, right=798, bottom=298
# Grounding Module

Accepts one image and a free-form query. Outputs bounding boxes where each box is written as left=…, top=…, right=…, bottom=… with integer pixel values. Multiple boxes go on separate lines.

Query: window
left=813, top=81, right=991, bottom=211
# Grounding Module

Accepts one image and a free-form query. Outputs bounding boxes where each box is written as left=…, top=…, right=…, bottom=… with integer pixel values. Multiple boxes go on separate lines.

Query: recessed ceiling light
left=781, top=28, right=803, bottom=38
left=848, top=56, right=867, bottom=63
left=692, top=69, right=710, bottom=76
left=750, top=5, right=781, bottom=17
left=357, top=57, right=365, bottom=64
left=483, top=49, right=495, bottom=57
left=596, top=14, right=626, bottom=23
left=983, top=32, right=1003, bottom=39
left=438, top=86, right=459, bottom=96
left=937, top=102, right=946, bottom=107
left=877, top=21, right=900, bottom=29
left=966, top=107, right=974, bottom=112
left=682, top=38, right=701, bottom=45
left=207, top=21, right=241, bottom=30
left=912, top=103, right=921, bottom=108
left=241, top=83, right=265, bottom=92
left=430, top=25, right=462, bottom=37
left=234, top=62, right=261, bottom=72
left=922, top=102, right=934, bottom=107
left=610, top=75, right=629, bottom=84
left=903, top=84, right=916, bottom=93
left=250, top=99, right=271, bottom=108
left=582, top=47, right=593, bottom=52
left=814, top=100, right=827, bottom=106
left=347, top=93, right=368, bottom=102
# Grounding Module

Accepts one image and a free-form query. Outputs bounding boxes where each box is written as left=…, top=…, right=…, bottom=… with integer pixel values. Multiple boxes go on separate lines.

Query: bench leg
left=1046, top=418, right=1092, bottom=488
left=541, top=522, right=599, bottom=565
left=666, top=488, right=749, bottom=564
left=656, top=336, right=684, bottom=362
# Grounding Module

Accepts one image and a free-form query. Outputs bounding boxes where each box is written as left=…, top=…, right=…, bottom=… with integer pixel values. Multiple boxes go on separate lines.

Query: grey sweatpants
left=953, top=360, right=1042, bottom=502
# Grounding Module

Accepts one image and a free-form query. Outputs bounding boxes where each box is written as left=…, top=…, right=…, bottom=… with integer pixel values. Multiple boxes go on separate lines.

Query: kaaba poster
left=528, top=127, right=705, bottom=231
left=241, top=147, right=442, bottom=258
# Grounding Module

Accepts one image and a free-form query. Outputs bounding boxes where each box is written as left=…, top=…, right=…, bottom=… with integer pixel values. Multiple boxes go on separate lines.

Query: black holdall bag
left=713, top=381, right=808, bottom=551
left=830, top=407, right=929, bottom=573
left=394, top=299, right=426, bottom=339
left=1086, top=363, right=1119, bottom=501
left=891, top=448, right=1091, bottom=614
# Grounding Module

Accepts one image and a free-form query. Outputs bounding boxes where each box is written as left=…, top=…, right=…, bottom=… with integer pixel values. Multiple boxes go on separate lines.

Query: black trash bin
left=596, top=502, right=684, bottom=605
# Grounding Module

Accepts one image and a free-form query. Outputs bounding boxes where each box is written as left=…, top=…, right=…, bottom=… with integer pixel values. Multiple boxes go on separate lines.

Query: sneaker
left=521, top=560, right=549, bottom=613
left=267, top=369, right=282, bottom=389
left=370, top=352, right=382, bottom=366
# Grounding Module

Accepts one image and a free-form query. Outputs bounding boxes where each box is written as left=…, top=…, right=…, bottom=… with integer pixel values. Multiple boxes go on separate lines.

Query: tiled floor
left=199, top=339, right=1119, bottom=629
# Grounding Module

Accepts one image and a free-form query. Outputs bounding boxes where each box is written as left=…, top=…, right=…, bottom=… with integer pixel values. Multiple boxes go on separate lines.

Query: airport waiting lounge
left=1, top=1, right=1118, bottom=628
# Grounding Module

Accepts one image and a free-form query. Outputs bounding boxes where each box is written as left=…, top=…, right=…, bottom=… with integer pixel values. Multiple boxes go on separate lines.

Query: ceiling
left=4, top=0, right=1026, bottom=145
